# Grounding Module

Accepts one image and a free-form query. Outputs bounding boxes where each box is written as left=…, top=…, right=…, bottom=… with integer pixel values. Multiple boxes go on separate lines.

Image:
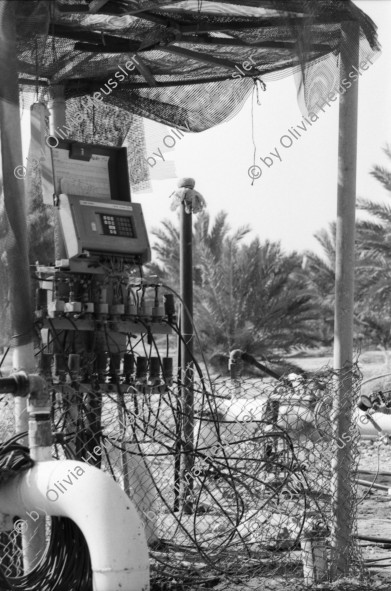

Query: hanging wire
left=250, top=83, right=257, bottom=187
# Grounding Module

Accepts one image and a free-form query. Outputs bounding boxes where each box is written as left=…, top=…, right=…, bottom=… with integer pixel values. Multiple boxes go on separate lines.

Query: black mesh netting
left=13, top=0, right=380, bottom=132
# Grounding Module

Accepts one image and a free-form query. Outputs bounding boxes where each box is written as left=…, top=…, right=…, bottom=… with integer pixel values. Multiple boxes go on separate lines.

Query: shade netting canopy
left=16, top=0, right=380, bottom=133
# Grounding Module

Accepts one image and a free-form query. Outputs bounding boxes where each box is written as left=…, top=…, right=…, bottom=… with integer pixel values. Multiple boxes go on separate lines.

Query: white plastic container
left=301, top=537, right=328, bottom=585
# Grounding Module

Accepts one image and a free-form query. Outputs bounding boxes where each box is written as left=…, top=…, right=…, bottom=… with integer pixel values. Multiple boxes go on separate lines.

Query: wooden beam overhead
left=19, top=77, right=49, bottom=86
left=48, top=25, right=110, bottom=45
left=159, top=44, right=256, bottom=73
left=74, top=36, right=332, bottom=54
left=57, top=4, right=89, bottom=12
left=74, top=40, right=141, bottom=53
left=177, top=36, right=333, bottom=52
left=177, top=15, right=344, bottom=34
left=88, top=0, right=111, bottom=12
left=132, top=54, right=157, bottom=86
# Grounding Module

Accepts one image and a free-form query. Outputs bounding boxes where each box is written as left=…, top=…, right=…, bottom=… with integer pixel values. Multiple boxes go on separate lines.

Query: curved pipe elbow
left=0, top=461, right=150, bottom=591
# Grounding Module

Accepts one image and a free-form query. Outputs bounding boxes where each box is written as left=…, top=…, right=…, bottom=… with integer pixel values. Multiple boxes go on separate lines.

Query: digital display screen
left=100, top=214, right=136, bottom=238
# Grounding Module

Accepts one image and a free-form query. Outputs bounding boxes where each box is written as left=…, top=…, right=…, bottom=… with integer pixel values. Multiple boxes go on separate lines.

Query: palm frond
left=370, top=166, right=391, bottom=193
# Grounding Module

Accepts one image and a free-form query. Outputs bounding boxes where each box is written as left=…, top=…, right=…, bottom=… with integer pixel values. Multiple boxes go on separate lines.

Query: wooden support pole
left=180, top=200, right=194, bottom=513
left=331, top=21, right=360, bottom=579
left=47, top=84, right=67, bottom=261
left=0, top=0, right=44, bottom=571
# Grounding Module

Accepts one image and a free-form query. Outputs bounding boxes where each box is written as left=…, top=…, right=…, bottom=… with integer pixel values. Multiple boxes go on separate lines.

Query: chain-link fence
left=0, top=359, right=372, bottom=590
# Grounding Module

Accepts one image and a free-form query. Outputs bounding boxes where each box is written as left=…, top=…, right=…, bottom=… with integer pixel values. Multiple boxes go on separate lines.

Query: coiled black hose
left=0, top=434, right=92, bottom=591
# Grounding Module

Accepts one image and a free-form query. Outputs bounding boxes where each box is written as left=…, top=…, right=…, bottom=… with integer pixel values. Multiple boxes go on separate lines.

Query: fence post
left=331, top=20, right=360, bottom=579
left=0, top=0, right=44, bottom=571
left=47, top=84, right=67, bottom=261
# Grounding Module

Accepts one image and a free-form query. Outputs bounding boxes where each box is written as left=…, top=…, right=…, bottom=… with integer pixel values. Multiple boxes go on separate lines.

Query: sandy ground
left=4, top=348, right=391, bottom=589
left=149, top=351, right=391, bottom=590
left=355, top=441, right=391, bottom=588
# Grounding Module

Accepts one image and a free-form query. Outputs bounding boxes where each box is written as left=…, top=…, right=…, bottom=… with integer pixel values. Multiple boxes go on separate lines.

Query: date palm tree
left=306, top=144, right=391, bottom=362
left=355, top=144, right=391, bottom=363
left=303, top=224, right=337, bottom=345
left=356, top=144, right=391, bottom=274
left=150, top=210, right=319, bottom=358
left=149, top=210, right=247, bottom=293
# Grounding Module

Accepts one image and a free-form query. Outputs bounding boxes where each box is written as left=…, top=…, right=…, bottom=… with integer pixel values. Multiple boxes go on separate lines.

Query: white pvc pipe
left=356, top=409, right=391, bottom=439
left=47, top=85, right=66, bottom=134
left=12, top=343, right=44, bottom=570
left=0, top=460, right=150, bottom=591
left=13, top=343, right=35, bottom=444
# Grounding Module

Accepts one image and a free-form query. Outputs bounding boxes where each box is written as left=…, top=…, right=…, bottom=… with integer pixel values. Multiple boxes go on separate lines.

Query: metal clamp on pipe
left=0, top=372, right=50, bottom=414
left=0, top=371, right=52, bottom=569
left=0, top=371, right=30, bottom=396
left=25, top=374, right=52, bottom=459
left=0, top=372, right=51, bottom=453
left=27, top=374, right=50, bottom=416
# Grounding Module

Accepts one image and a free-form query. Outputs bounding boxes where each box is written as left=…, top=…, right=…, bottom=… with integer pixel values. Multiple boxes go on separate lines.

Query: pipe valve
left=357, top=389, right=391, bottom=413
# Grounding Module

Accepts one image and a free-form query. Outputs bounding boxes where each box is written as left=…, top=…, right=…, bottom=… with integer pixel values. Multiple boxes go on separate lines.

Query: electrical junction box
left=58, top=194, right=151, bottom=264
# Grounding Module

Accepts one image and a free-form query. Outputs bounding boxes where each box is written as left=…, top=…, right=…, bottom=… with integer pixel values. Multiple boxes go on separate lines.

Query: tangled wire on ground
left=59, top=368, right=366, bottom=587
left=0, top=354, right=369, bottom=590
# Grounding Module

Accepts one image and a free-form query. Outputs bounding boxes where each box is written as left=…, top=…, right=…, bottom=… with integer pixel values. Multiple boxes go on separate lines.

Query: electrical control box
left=58, top=194, right=151, bottom=264
left=41, top=139, right=132, bottom=205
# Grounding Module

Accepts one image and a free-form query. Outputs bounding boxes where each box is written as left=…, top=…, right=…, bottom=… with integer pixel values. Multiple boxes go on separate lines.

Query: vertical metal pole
left=47, top=85, right=67, bottom=261
left=117, top=395, right=131, bottom=496
left=0, top=0, right=44, bottom=571
left=180, top=201, right=194, bottom=513
left=331, top=21, right=360, bottom=579
left=174, top=333, right=182, bottom=512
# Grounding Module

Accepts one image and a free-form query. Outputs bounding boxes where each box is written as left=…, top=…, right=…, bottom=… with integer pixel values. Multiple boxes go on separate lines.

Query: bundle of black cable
left=0, top=434, right=93, bottom=591
left=0, top=434, right=34, bottom=486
